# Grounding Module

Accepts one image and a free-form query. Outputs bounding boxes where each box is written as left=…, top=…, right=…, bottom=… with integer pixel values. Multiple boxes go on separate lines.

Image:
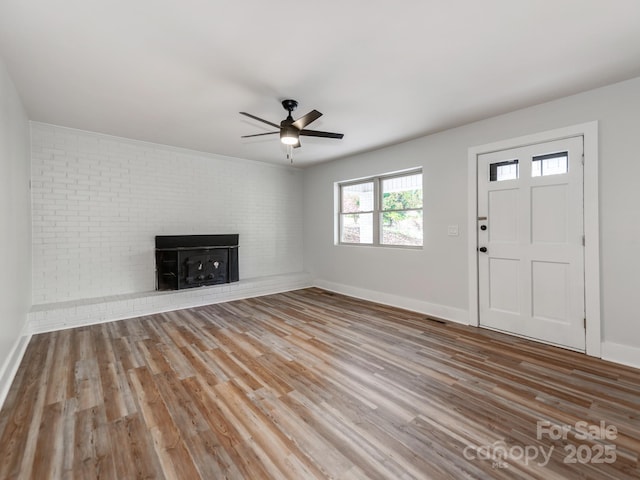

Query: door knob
left=480, top=225, right=487, bottom=231
left=478, top=247, right=488, bottom=253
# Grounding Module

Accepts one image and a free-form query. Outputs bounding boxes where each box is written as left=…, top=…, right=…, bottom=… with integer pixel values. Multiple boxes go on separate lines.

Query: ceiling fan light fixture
left=280, top=126, right=299, bottom=145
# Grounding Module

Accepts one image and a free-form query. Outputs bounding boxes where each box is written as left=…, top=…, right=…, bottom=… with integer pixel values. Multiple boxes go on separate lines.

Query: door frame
left=467, top=122, right=601, bottom=357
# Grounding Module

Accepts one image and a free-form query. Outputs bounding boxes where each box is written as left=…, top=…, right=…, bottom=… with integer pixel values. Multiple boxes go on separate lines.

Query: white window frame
left=337, top=168, right=423, bottom=248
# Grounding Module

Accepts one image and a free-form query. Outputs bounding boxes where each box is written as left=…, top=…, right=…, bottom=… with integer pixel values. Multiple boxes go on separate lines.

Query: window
left=380, top=173, right=423, bottom=246
left=488, top=153, right=569, bottom=182
left=340, top=181, right=374, bottom=244
left=490, top=159, right=519, bottom=181
left=338, top=170, right=423, bottom=247
left=532, top=152, right=568, bottom=177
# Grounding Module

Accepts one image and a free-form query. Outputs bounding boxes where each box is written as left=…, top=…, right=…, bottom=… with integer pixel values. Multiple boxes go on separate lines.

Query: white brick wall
left=31, top=123, right=304, bottom=304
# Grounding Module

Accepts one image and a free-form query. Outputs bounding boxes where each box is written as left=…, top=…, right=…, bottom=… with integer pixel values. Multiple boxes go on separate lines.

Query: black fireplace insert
left=155, top=234, right=239, bottom=290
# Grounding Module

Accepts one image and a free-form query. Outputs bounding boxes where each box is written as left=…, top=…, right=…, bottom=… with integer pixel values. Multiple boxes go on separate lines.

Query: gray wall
left=303, top=76, right=640, bottom=360
left=0, top=57, right=31, bottom=392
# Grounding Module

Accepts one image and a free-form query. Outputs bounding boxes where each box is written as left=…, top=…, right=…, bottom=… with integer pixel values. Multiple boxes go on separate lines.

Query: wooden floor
left=1, top=288, right=639, bottom=479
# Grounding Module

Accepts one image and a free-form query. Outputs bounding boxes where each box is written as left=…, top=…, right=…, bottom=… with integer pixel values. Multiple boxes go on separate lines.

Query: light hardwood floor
left=0, top=288, right=638, bottom=479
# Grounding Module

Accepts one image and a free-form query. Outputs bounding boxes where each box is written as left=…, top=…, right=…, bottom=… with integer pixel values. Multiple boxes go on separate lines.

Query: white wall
left=304, top=76, right=640, bottom=357
left=31, top=123, right=304, bottom=304
left=0, top=57, right=31, bottom=399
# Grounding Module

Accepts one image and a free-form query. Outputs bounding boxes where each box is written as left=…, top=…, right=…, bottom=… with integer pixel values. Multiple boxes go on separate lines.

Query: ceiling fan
left=240, top=99, right=344, bottom=149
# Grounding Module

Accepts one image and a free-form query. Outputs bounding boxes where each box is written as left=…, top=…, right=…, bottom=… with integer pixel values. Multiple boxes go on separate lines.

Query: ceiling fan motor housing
left=280, top=100, right=299, bottom=144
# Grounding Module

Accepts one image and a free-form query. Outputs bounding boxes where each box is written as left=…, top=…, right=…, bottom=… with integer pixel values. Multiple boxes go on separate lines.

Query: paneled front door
left=477, top=136, right=585, bottom=351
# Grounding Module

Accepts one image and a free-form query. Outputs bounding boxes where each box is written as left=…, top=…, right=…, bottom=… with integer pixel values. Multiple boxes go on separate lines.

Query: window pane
left=490, top=159, right=519, bottom=181
left=381, top=210, right=423, bottom=246
left=341, top=213, right=373, bottom=243
left=381, top=173, right=423, bottom=211
left=341, top=182, right=374, bottom=213
left=532, top=152, right=568, bottom=177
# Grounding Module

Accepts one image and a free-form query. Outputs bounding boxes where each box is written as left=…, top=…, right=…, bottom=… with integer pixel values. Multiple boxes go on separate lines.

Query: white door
left=477, top=137, right=585, bottom=351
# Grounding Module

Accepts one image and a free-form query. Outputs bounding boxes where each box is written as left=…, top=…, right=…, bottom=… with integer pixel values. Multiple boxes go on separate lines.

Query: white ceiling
left=1, top=1, right=640, bottom=167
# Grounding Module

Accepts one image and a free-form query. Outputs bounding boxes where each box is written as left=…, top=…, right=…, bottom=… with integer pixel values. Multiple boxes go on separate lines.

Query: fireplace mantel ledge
left=28, top=272, right=312, bottom=334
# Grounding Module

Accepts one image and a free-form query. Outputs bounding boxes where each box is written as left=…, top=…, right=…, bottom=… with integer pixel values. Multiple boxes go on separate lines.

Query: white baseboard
left=601, top=341, right=640, bottom=370
left=28, top=272, right=313, bottom=334
left=313, top=279, right=469, bottom=325
left=0, top=332, right=32, bottom=410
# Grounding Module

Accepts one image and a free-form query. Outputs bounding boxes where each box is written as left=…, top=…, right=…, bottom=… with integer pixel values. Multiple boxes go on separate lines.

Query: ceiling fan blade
left=239, top=112, right=280, bottom=129
left=292, top=110, right=322, bottom=130
left=241, top=132, right=279, bottom=138
left=300, top=129, right=344, bottom=139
